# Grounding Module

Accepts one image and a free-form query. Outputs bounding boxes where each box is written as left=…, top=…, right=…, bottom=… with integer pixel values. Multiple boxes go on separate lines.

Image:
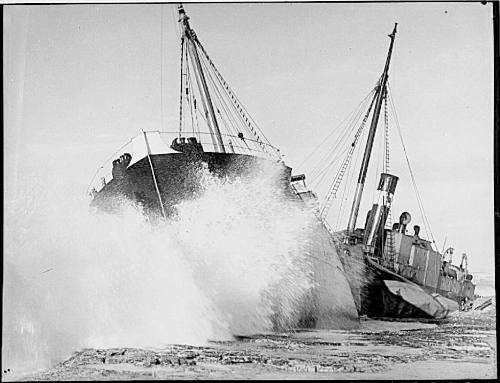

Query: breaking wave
left=3, top=161, right=316, bottom=376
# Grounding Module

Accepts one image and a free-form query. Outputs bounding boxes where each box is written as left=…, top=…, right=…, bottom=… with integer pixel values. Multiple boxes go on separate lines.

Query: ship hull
left=91, top=152, right=291, bottom=217
left=336, top=239, right=460, bottom=320
left=91, top=152, right=359, bottom=329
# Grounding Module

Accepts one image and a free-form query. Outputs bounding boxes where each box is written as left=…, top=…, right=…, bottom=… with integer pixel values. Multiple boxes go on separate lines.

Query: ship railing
left=156, top=131, right=282, bottom=161
left=86, top=137, right=136, bottom=197
left=87, top=130, right=282, bottom=197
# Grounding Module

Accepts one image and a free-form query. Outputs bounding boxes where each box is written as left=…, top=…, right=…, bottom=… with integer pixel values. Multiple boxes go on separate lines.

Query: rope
left=306, top=89, right=377, bottom=183
left=337, top=126, right=367, bottom=229
left=371, top=129, right=382, bottom=205
left=334, top=155, right=353, bottom=230
left=387, top=84, right=437, bottom=250
left=195, top=39, right=270, bottom=148
left=176, top=31, right=277, bottom=158
left=198, top=52, right=247, bottom=141
left=383, top=90, right=390, bottom=174
left=308, top=94, right=373, bottom=187
left=196, top=40, right=277, bottom=157
left=185, top=56, right=198, bottom=138
left=297, top=88, right=376, bottom=172
left=319, top=91, right=378, bottom=219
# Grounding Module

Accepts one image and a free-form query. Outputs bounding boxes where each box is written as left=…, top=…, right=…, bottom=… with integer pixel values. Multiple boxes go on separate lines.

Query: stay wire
left=197, top=48, right=249, bottom=138
left=311, top=89, right=378, bottom=203
left=338, top=125, right=367, bottom=230
left=307, top=88, right=377, bottom=183
left=195, top=39, right=271, bottom=147
left=198, top=52, right=250, bottom=144
left=387, top=83, right=437, bottom=249
left=335, top=144, right=357, bottom=230
left=185, top=57, right=199, bottom=138
left=308, top=100, right=368, bottom=185
left=197, top=52, right=256, bottom=155
left=319, top=92, right=377, bottom=218
left=296, top=87, right=377, bottom=172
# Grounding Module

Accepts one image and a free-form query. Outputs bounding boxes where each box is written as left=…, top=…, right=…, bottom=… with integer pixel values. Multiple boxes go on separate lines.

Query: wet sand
left=10, top=308, right=496, bottom=380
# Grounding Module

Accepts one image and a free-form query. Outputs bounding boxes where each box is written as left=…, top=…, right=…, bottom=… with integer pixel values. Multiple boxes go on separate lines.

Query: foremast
left=347, top=23, right=398, bottom=233
left=178, top=4, right=226, bottom=153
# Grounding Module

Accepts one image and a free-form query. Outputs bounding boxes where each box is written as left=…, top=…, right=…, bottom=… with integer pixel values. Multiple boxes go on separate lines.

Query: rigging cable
left=197, top=56, right=253, bottom=155
left=195, top=40, right=270, bottom=148
left=334, top=156, right=353, bottom=230
left=387, top=83, right=437, bottom=250
left=307, top=88, right=377, bottom=183
left=318, top=91, right=378, bottom=220
left=370, top=125, right=383, bottom=206
left=383, top=90, right=390, bottom=174
left=296, top=87, right=377, bottom=172
left=200, top=42, right=270, bottom=147
left=382, top=90, right=397, bottom=267
left=184, top=53, right=195, bottom=136
left=196, top=42, right=265, bottom=155
left=311, top=146, right=350, bottom=188
left=185, top=52, right=202, bottom=139
left=334, top=129, right=363, bottom=230
left=309, top=88, right=377, bottom=183
left=308, top=99, right=370, bottom=186
left=198, top=53, right=248, bottom=141
left=337, top=123, right=367, bottom=229
left=178, top=37, right=185, bottom=138
left=369, top=89, right=389, bottom=207
left=382, top=91, right=395, bottom=228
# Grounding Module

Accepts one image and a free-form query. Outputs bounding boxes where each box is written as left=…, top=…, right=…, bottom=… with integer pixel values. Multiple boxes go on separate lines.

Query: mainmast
left=347, top=23, right=398, bottom=233
left=178, top=4, right=226, bottom=153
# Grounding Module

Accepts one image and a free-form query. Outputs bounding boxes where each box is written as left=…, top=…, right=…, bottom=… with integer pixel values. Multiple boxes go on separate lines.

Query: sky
left=4, top=2, right=494, bottom=274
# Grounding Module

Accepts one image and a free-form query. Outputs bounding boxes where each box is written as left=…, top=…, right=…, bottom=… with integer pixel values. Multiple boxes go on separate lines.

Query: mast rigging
left=178, top=4, right=225, bottom=153
left=347, top=23, right=398, bottom=233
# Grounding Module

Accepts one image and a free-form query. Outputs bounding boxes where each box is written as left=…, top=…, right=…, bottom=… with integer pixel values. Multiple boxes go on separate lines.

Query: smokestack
left=363, top=173, right=399, bottom=253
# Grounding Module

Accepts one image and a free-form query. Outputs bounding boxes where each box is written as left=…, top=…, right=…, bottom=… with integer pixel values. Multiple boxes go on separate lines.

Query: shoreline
left=7, top=307, right=496, bottom=381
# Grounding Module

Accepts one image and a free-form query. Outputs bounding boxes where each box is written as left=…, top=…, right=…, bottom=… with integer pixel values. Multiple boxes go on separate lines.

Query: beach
left=11, top=301, right=495, bottom=381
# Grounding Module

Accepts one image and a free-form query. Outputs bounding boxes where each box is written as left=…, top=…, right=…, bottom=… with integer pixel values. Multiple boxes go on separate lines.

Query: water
left=12, top=313, right=498, bottom=380
left=3, top=156, right=495, bottom=380
left=3, top=160, right=318, bottom=376
left=473, top=271, right=496, bottom=297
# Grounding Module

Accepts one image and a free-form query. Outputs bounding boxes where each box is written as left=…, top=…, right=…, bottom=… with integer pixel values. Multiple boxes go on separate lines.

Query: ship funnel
left=363, top=173, right=399, bottom=254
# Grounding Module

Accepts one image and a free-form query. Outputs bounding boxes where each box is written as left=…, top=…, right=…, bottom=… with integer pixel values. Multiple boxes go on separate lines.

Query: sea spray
left=171, top=163, right=316, bottom=334
left=3, top=192, right=220, bottom=375
left=3, top=159, right=316, bottom=376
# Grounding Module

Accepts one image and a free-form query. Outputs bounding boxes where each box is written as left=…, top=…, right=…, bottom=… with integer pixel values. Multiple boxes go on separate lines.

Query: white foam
left=3, top=160, right=316, bottom=375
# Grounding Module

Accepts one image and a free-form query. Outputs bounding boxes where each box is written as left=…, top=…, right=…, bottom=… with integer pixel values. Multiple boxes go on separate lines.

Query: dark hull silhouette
left=91, top=152, right=291, bottom=218
left=91, top=152, right=359, bottom=329
left=336, top=234, right=467, bottom=320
